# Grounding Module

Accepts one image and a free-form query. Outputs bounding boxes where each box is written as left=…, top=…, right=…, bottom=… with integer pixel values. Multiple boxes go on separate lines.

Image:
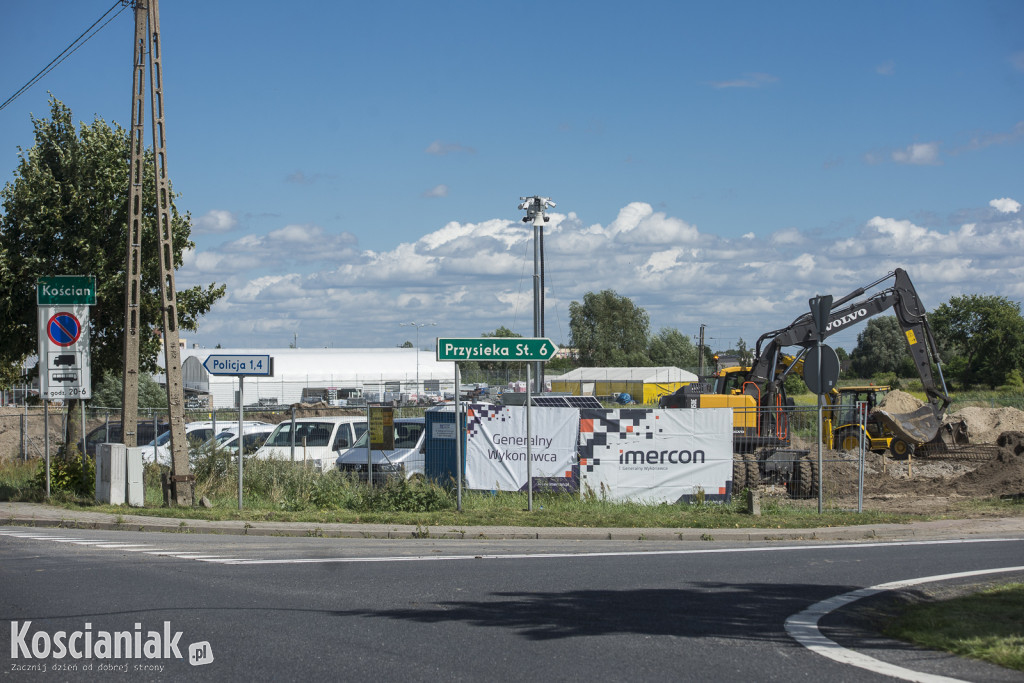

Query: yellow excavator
left=659, top=268, right=965, bottom=494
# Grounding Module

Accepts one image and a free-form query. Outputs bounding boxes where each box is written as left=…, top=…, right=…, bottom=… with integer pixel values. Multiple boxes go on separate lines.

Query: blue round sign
left=47, top=312, right=81, bottom=347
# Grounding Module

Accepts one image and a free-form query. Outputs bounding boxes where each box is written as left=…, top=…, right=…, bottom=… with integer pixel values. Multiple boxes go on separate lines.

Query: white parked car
left=145, top=420, right=269, bottom=466
left=335, top=417, right=426, bottom=482
left=251, top=416, right=367, bottom=472
left=208, top=424, right=277, bottom=457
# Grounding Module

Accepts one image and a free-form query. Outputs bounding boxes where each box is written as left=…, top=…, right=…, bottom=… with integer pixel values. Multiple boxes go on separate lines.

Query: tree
left=398, top=341, right=413, bottom=348
left=0, top=97, right=225, bottom=385
left=849, top=317, right=911, bottom=378
left=92, top=372, right=168, bottom=409
left=930, top=294, right=1024, bottom=389
left=647, top=328, right=698, bottom=369
left=569, top=290, right=650, bottom=367
left=0, top=98, right=224, bottom=450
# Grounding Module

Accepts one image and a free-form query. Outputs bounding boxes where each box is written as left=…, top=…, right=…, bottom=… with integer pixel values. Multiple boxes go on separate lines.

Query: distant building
left=159, top=347, right=454, bottom=409
left=549, top=366, right=698, bottom=404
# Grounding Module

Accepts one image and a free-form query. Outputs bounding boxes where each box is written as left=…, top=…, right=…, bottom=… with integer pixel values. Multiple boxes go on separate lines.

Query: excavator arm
left=745, top=269, right=951, bottom=444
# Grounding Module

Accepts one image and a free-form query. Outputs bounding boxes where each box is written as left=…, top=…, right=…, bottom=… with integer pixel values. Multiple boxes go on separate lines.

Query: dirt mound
left=952, top=431, right=1024, bottom=497
left=946, top=406, right=1024, bottom=445
left=876, top=389, right=924, bottom=414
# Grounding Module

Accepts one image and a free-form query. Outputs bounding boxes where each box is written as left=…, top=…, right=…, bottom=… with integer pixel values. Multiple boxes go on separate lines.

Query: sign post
left=367, top=406, right=394, bottom=486
left=203, top=354, right=274, bottom=510
left=437, top=337, right=557, bottom=512
left=808, top=295, right=833, bottom=514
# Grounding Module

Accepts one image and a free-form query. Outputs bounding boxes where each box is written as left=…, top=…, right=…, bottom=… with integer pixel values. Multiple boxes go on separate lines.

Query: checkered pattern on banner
left=465, top=403, right=511, bottom=438
left=578, top=408, right=661, bottom=472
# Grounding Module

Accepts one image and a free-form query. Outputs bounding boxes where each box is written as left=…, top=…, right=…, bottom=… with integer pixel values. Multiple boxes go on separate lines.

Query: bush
left=33, top=455, right=94, bottom=497
left=356, top=477, right=453, bottom=513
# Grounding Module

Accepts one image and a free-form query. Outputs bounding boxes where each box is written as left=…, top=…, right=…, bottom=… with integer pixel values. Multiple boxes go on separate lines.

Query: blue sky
left=1, top=0, right=1022, bottom=357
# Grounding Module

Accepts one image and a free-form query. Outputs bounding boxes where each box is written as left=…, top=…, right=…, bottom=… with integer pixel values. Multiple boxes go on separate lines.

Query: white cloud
left=876, top=60, right=895, bottom=76
left=990, top=197, right=1021, bottom=213
left=176, top=201, right=1024, bottom=352
left=422, top=184, right=449, bottom=198
left=709, top=72, right=778, bottom=89
left=891, top=142, right=940, bottom=165
left=425, top=140, right=475, bottom=155
left=1012, top=52, right=1024, bottom=73
left=194, top=209, right=238, bottom=234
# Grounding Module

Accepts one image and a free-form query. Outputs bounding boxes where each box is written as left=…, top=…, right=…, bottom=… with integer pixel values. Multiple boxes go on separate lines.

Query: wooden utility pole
left=122, top=0, right=192, bottom=505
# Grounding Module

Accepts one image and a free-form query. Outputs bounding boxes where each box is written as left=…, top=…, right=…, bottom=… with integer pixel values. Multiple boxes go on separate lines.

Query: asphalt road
left=2, top=528, right=1024, bottom=681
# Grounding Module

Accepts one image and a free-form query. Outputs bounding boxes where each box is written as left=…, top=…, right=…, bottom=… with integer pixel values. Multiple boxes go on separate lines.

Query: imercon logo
left=824, top=307, right=868, bottom=332
left=620, top=449, right=705, bottom=465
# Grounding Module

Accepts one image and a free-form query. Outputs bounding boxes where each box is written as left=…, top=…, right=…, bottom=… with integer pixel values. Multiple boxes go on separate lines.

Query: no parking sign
left=37, top=276, right=95, bottom=399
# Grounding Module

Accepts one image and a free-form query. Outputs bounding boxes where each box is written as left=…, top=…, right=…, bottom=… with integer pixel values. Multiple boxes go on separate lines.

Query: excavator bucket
left=872, top=406, right=942, bottom=447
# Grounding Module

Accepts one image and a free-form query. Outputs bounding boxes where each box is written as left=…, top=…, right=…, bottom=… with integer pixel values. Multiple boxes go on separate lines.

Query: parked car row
left=81, top=414, right=427, bottom=482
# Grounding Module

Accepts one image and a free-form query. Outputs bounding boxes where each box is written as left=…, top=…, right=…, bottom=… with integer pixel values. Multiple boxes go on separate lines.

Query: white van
left=335, top=417, right=426, bottom=483
left=251, top=416, right=367, bottom=472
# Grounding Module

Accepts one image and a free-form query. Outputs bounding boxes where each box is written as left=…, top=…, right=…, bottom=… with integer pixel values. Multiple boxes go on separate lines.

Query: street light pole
left=518, top=196, right=556, bottom=394
left=401, top=321, right=436, bottom=400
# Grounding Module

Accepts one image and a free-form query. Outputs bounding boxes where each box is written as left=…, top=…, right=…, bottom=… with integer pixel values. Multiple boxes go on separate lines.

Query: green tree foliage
left=849, top=317, right=912, bottom=377
left=92, top=371, right=168, bottom=409
left=647, top=328, right=697, bottom=369
left=0, top=97, right=225, bottom=383
left=569, top=290, right=651, bottom=367
left=930, top=294, right=1024, bottom=389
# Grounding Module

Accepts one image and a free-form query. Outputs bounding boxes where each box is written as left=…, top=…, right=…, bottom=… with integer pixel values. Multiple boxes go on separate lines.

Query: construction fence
left=0, top=401, right=1002, bottom=507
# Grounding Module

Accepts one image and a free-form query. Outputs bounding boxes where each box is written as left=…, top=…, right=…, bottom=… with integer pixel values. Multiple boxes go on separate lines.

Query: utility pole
left=518, top=196, right=555, bottom=394
left=122, top=0, right=192, bottom=505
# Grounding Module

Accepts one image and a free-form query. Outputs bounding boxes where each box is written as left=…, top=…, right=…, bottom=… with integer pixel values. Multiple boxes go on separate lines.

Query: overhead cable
left=0, top=1, right=128, bottom=113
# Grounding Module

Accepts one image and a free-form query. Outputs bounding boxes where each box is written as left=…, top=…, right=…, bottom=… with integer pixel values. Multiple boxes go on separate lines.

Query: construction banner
left=464, top=405, right=579, bottom=492
left=578, top=408, right=733, bottom=504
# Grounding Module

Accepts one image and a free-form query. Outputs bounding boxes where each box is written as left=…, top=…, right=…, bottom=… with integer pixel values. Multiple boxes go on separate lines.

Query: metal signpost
left=807, top=295, right=834, bottom=514
left=367, top=406, right=394, bottom=486
left=438, top=337, right=556, bottom=512
left=203, top=355, right=273, bottom=510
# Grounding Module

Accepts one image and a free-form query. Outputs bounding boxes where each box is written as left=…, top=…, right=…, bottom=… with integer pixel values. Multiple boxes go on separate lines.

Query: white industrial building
left=163, top=347, right=455, bottom=409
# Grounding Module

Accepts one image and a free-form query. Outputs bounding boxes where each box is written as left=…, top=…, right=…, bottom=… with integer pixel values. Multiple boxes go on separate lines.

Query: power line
left=0, top=1, right=127, bottom=114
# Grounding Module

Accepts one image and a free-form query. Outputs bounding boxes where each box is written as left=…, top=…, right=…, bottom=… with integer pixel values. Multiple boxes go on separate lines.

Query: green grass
left=884, top=583, right=1024, bottom=672
left=0, top=454, right=974, bottom=528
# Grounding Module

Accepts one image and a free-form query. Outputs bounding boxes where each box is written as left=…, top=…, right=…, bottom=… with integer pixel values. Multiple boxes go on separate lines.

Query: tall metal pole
left=454, top=363, right=462, bottom=513
left=519, top=196, right=555, bottom=394
left=121, top=2, right=147, bottom=449
left=122, top=0, right=191, bottom=505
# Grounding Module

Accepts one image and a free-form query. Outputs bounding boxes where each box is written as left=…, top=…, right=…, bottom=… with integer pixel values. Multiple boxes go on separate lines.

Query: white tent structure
left=166, top=347, right=454, bottom=409
left=549, top=366, right=698, bottom=404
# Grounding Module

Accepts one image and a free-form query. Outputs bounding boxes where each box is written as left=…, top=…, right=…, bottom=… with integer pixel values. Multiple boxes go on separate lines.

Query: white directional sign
left=203, top=354, right=274, bottom=377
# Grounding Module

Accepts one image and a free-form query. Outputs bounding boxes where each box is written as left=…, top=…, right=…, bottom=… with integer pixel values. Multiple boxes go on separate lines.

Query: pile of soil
left=952, top=431, right=1024, bottom=496
left=876, top=389, right=924, bottom=414
left=946, top=406, right=1024, bottom=444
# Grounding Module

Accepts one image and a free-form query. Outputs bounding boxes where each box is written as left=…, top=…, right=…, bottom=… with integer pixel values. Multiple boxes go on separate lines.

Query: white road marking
left=785, top=565, right=1024, bottom=683
left=227, top=537, right=1022, bottom=565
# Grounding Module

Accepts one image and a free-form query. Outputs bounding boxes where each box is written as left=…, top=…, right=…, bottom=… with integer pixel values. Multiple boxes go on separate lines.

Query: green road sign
left=37, top=276, right=97, bottom=305
left=436, top=337, right=557, bottom=362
